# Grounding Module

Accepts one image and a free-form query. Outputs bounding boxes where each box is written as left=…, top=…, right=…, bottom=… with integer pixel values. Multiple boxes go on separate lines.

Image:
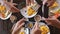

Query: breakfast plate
left=49, top=0, right=60, bottom=14
left=24, top=21, right=50, bottom=34
left=0, top=0, right=12, bottom=20
left=0, top=10, right=12, bottom=20
left=20, top=7, right=37, bottom=18
left=39, top=22, right=50, bottom=34
left=20, top=0, right=40, bottom=18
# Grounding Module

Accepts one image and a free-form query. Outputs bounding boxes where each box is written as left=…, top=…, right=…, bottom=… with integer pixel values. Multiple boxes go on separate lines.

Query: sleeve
left=44, top=3, right=49, bottom=18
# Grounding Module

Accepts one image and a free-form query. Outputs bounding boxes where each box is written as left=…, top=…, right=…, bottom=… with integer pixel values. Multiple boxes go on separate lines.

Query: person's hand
left=26, top=0, right=31, bottom=5
left=31, top=22, right=41, bottom=34
left=26, top=0, right=34, bottom=6
left=0, top=13, right=2, bottom=17
left=12, top=18, right=25, bottom=34
left=4, top=0, right=20, bottom=13
left=43, top=0, right=48, bottom=5
left=47, top=0, right=56, bottom=6
left=45, top=17, right=60, bottom=28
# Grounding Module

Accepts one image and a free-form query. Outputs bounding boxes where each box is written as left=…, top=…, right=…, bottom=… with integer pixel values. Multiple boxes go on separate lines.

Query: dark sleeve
left=13, top=0, right=26, bottom=9
left=48, top=25, right=60, bottom=34
left=37, top=6, right=42, bottom=17
left=35, top=0, right=42, bottom=5
left=0, top=19, right=12, bottom=34
left=12, top=12, right=24, bottom=21
left=37, top=1, right=43, bottom=17
left=44, top=3, right=49, bottom=18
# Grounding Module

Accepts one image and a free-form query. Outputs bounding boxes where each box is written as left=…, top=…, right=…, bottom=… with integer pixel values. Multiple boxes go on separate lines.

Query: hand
left=26, top=0, right=31, bottom=5
left=47, top=0, right=56, bottom=6
left=4, top=0, right=20, bottom=13
left=31, top=22, right=41, bottom=34
left=43, top=0, right=48, bottom=5
left=26, top=0, right=34, bottom=5
left=45, top=17, right=60, bottom=28
left=12, top=18, right=25, bottom=34
left=0, top=13, right=2, bottom=17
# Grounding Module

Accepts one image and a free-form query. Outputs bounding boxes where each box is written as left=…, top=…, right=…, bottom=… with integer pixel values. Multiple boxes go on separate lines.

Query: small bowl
left=34, top=15, right=41, bottom=22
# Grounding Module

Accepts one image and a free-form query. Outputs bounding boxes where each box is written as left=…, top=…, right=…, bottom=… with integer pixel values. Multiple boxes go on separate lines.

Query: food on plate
left=27, top=7, right=36, bottom=16
left=0, top=5, right=6, bottom=12
left=19, top=27, right=25, bottom=34
left=41, top=32, right=47, bottom=34
left=19, top=32, right=25, bottom=34
left=0, top=5, right=11, bottom=18
left=40, top=25, right=49, bottom=34
left=49, top=2, right=58, bottom=9
left=28, top=23, right=33, bottom=28
left=1, top=12, right=5, bottom=18
left=53, top=9, right=60, bottom=18
left=50, top=9, right=60, bottom=18
left=0, top=5, right=6, bottom=18
left=54, top=9, right=60, bottom=14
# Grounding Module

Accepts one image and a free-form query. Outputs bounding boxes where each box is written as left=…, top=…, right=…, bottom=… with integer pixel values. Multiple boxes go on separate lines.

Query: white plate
left=20, top=0, right=40, bottom=18
left=20, top=8, right=37, bottom=18
left=0, top=12, right=12, bottom=20
left=0, top=0, right=12, bottom=20
left=49, top=0, right=60, bottom=12
left=39, top=22, right=50, bottom=34
left=20, top=5, right=40, bottom=18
